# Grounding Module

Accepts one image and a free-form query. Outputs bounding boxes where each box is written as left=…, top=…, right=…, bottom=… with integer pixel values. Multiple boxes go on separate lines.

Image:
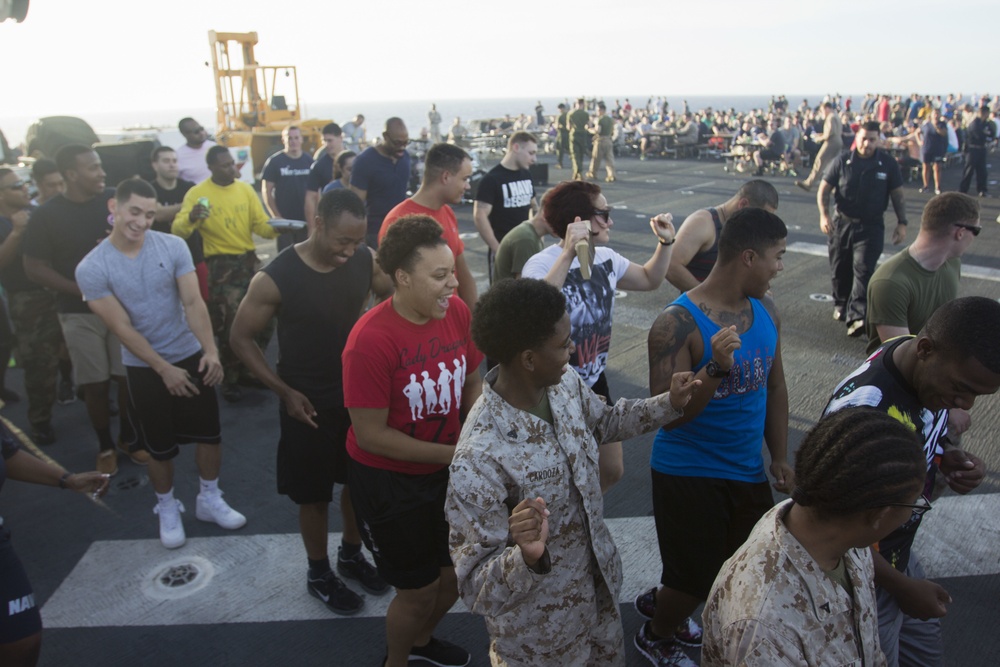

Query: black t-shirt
left=475, top=164, right=534, bottom=242
left=262, top=243, right=372, bottom=408
left=0, top=211, right=37, bottom=293
left=824, top=149, right=903, bottom=222
left=148, top=178, right=205, bottom=264
left=306, top=153, right=334, bottom=192
left=823, top=337, right=948, bottom=573
left=22, top=190, right=115, bottom=313
left=261, top=151, right=312, bottom=221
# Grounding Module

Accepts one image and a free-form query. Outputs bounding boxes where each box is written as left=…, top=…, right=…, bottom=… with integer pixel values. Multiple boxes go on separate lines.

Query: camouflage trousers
left=206, top=253, right=273, bottom=386
left=8, top=290, right=63, bottom=426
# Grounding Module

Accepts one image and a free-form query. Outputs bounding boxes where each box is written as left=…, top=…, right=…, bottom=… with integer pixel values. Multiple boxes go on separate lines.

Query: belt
left=836, top=212, right=863, bottom=223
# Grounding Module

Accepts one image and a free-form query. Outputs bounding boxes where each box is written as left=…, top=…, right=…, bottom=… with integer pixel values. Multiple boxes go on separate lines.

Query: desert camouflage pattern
left=702, top=500, right=886, bottom=667
left=447, top=367, right=682, bottom=666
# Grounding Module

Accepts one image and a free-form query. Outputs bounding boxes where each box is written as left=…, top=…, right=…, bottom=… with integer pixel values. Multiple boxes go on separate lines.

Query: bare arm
left=817, top=180, right=834, bottom=234
left=261, top=179, right=281, bottom=218
left=349, top=407, right=456, bottom=465
left=647, top=306, right=739, bottom=427
left=154, top=203, right=183, bottom=225
left=455, top=253, right=478, bottom=313
left=889, top=187, right=908, bottom=244
left=461, top=366, right=483, bottom=416
left=473, top=201, right=499, bottom=253
left=665, top=211, right=714, bottom=292
left=761, top=297, right=792, bottom=492
left=369, top=247, right=395, bottom=304
left=617, top=213, right=676, bottom=291
left=0, top=211, right=28, bottom=269
left=875, top=324, right=910, bottom=344
left=304, top=190, right=320, bottom=236
left=872, top=547, right=951, bottom=620
left=5, top=448, right=110, bottom=496
left=23, top=256, right=81, bottom=296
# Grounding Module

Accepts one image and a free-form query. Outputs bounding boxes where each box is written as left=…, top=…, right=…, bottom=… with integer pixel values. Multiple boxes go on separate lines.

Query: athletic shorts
left=590, top=371, right=614, bottom=406
left=651, top=470, right=774, bottom=599
left=0, top=525, right=42, bottom=644
left=125, top=353, right=221, bottom=462
left=58, top=313, right=124, bottom=385
left=348, top=462, right=451, bottom=590
left=759, top=149, right=783, bottom=162
left=277, top=405, right=350, bottom=504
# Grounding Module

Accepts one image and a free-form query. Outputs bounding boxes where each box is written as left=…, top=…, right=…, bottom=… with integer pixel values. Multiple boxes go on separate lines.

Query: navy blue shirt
left=306, top=153, right=334, bottom=192
left=350, top=147, right=411, bottom=236
left=824, top=149, right=903, bottom=223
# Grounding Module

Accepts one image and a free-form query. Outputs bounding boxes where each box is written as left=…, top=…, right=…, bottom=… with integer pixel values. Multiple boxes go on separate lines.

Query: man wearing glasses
left=824, top=296, right=1000, bottom=667
left=349, top=117, right=411, bottom=248
left=865, top=193, right=981, bottom=355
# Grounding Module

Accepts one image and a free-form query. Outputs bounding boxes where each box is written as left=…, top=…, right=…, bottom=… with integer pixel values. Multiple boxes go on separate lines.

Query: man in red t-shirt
left=379, top=144, right=477, bottom=312
left=344, top=216, right=483, bottom=667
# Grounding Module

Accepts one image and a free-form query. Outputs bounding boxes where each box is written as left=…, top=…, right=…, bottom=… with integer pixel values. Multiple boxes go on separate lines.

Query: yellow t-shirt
left=172, top=179, right=276, bottom=256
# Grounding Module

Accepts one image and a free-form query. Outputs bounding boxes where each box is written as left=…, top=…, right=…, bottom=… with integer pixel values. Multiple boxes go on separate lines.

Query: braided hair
left=791, top=408, right=925, bottom=519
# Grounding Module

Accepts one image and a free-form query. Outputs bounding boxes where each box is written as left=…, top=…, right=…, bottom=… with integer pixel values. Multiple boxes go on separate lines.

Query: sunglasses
left=593, top=207, right=613, bottom=223
left=954, top=223, right=981, bottom=236
left=885, top=495, right=932, bottom=517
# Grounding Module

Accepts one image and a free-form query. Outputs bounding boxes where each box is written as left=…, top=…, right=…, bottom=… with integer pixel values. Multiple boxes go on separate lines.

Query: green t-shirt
left=597, top=115, right=614, bottom=137
left=493, top=220, right=544, bottom=282
left=569, top=109, right=590, bottom=133
left=865, top=249, right=961, bottom=354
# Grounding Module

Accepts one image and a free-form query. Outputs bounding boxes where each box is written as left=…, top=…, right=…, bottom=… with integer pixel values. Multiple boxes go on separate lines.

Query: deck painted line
left=787, top=242, right=1000, bottom=282
left=40, top=495, right=997, bottom=627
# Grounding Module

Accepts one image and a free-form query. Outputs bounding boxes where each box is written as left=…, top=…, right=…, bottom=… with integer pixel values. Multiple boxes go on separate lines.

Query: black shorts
left=0, top=525, right=41, bottom=644
left=759, top=149, right=783, bottom=161
left=651, top=470, right=774, bottom=599
left=348, top=462, right=451, bottom=590
left=125, top=353, right=221, bottom=462
left=590, top=371, right=614, bottom=406
left=277, top=405, right=350, bottom=504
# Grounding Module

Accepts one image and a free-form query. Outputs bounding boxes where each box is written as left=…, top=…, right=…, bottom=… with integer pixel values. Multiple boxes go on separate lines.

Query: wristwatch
left=704, top=359, right=730, bottom=379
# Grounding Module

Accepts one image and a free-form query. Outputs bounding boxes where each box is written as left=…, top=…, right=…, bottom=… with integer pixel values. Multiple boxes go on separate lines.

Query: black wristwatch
left=704, top=359, right=731, bottom=379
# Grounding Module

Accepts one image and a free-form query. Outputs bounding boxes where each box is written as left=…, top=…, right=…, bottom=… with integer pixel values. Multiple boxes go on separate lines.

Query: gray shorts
left=58, top=313, right=124, bottom=385
left=877, top=555, right=943, bottom=667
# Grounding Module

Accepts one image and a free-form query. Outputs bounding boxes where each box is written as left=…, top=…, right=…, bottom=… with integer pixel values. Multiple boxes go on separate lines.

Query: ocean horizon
left=4, top=94, right=844, bottom=149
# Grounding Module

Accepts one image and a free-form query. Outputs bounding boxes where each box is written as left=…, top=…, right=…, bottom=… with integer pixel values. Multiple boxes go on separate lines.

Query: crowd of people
left=0, top=95, right=996, bottom=667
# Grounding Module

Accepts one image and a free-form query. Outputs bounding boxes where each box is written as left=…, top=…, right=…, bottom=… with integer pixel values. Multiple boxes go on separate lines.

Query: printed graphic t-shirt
left=343, top=296, right=483, bottom=475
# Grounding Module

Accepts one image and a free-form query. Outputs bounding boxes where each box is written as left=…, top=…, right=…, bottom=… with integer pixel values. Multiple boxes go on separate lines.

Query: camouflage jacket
left=447, top=367, right=682, bottom=660
left=702, top=500, right=886, bottom=667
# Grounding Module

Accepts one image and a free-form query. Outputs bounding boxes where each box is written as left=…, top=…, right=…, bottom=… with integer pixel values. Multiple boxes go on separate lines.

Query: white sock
left=200, top=477, right=220, bottom=495
left=155, top=489, right=175, bottom=508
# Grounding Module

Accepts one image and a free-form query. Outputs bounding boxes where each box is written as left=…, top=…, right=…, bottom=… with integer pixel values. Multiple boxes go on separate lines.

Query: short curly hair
left=376, top=215, right=446, bottom=281
left=472, top=278, right=566, bottom=364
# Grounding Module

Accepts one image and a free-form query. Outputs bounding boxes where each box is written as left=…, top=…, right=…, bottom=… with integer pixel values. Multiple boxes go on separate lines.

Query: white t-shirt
left=175, top=141, right=218, bottom=184
left=522, top=244, right=630, bottom=387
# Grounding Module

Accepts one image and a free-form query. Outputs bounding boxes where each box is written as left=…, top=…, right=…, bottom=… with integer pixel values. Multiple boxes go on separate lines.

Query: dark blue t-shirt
left=306, top=153, right=334, bottom=192
left=350, top=147, right=411, bottom=235
left=261, top=152, right=312, bottom=221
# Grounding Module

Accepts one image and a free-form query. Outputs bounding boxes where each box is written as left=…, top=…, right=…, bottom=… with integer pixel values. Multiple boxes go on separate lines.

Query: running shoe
left=154, top=499, right=186, bottom=549
left=633, top=588, right=703, bottom=646
left=337, top=547, right=389, bottom=595
left=634, top=622, right=697, bottom=667
left=307, top=570, right=363, bottom=616
left=408, top=637, right=470, bottom=667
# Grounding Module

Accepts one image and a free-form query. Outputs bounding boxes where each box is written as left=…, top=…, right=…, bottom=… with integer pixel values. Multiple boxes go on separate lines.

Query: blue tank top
left=651, top=293, right=777, bottom=482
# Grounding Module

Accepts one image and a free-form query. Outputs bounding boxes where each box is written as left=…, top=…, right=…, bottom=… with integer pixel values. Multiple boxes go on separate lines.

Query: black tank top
left=686, top=207, right=723, bottom=282
left=262, top=244, right=372, bottom=408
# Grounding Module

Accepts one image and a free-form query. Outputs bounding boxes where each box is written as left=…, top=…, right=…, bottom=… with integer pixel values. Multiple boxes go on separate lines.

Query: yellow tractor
left=208, top=30, right=331, bottom=181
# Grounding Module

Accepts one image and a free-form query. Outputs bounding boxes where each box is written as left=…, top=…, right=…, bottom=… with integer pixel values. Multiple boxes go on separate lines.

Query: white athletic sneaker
left=154, top=499, right=186, bottom=549
left=195, top=491, right=247, bottom=530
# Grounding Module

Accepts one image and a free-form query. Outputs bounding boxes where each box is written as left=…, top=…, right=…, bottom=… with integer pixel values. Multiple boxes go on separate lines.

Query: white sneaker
left=154, top=499, right=186, bottom=549
left=195, top=491, right=247, bottom=530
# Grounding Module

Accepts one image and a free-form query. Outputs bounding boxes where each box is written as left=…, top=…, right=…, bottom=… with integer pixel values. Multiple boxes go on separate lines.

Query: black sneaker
left=408, top=637, right=470, bottom=667
left=337, top=547, right=390, bottom=595
left=307, top=570, right=363, bottom=616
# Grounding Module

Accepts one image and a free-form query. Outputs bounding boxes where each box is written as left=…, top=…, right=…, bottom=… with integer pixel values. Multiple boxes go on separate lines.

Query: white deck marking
left=41, top=495, right=997, bottom=627
left=787, top=242, right=1000, bottom=282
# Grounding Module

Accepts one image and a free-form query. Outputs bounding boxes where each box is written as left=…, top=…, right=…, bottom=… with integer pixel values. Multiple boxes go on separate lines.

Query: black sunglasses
left=885, top=495, right=932, bottom=517
left=593, top=207, right=613, bottom=222
left=954, top=223, right=981, bottom=236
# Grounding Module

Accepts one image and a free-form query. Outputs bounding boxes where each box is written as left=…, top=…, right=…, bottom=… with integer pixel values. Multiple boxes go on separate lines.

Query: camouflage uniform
left=8, top=289, right=62, bottom=427
left=447, top=367, right=682, bottom=666
left=701, top=500, right=887, bottom=667
left=206, top=252, right=272, bottom=386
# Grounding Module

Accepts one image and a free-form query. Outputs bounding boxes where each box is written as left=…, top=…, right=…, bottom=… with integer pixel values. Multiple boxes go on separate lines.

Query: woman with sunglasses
left=522, top=180, right=675, bottom=492
left=701, top=407, right=928, bottom=667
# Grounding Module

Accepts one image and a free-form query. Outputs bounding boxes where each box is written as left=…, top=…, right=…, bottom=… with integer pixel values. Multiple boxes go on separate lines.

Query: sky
left=2, top=0, right=998, bottom=122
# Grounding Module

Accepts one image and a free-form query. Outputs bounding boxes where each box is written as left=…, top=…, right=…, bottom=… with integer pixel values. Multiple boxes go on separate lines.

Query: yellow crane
left=208, top=30, right=330, bottom=180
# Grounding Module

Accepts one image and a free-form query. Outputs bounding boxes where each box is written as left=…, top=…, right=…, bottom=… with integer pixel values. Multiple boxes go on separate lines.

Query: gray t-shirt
left=76, top=231, right=202, bottom=367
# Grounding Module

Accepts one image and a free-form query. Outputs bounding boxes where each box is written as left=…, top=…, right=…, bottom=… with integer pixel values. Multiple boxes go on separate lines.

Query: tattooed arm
left=647, top=304, right=740, bottom=427
left=889, top=186, right=908, bottom=245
